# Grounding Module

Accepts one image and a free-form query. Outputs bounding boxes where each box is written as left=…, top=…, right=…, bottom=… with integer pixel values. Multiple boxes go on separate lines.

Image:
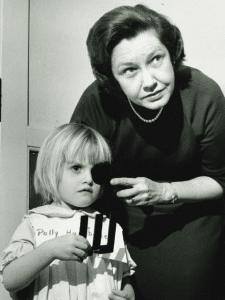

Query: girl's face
left=57, top=156, right=102, bottom=210
left=111, top=29, right=175, bottom=110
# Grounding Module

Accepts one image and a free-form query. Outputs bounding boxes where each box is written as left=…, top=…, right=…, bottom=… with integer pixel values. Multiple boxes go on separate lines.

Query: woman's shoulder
left=71, top=81, right=125, bottom=138
left=178, top=66, right=224, bottom=114
left=74, top=80, right=100, bottom=111
left=178, top=65, right=223, bottom=96
left=74, top=80, right=125, bottom=116
left=177, top=66, right=225, bottom=137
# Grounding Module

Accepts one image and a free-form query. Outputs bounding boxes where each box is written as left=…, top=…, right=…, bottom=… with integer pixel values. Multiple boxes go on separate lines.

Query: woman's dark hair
left=87, top=4, right=185, bottom=93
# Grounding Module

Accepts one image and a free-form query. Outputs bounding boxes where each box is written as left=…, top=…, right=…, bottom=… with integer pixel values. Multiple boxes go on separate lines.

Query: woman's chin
left=139, top=98, right=169, bottom=110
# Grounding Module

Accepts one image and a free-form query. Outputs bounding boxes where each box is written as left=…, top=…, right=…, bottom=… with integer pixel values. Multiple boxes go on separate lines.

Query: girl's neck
left=51, top=202, right=96, bottom=214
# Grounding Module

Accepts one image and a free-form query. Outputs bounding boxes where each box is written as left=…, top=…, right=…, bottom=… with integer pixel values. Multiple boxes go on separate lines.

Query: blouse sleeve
left=198, top=86, right=225, bottom=191
left=181, top=68, right=225, bottom=192
left=0, top=217, right=35, bottom=283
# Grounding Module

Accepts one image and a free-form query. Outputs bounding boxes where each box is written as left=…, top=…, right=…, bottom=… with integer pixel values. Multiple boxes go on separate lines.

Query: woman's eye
left=152, top=55, right=163, bottom=65
left=123, top=68, right=136, bottom=77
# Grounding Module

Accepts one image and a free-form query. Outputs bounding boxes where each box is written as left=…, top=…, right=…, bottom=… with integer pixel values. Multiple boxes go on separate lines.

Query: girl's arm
left=108, top=276, right=135, bottom=300
left=3, top=241, right=54, bottom=292
left=3, top=234, right=90, bottom=292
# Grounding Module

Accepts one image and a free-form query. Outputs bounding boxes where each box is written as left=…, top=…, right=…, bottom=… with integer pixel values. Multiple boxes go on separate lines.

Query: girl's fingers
left=75, top=234, right=90, bottom=244
left=109, top=289, right=129, bottom=299
left=73, top=248, right=89, bottom=259
left=75, top=236, right=91, bottom=250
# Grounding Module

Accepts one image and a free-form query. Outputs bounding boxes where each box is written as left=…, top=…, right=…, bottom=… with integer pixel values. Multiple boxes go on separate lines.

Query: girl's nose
left=83, top=169, right=94, bottom=185
left=142, top=68, right=157, bottom=92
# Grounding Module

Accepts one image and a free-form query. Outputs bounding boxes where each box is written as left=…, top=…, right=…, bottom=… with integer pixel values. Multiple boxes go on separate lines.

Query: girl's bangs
left=65, top=138, right=108, bottom=165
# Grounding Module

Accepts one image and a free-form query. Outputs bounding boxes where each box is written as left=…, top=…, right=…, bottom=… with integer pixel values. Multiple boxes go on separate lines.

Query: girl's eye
left=72, top=165, right=82, bottom=172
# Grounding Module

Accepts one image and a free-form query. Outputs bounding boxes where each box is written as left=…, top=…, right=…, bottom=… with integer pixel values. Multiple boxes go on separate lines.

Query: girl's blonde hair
left=34, top=123, right=112, bottom=204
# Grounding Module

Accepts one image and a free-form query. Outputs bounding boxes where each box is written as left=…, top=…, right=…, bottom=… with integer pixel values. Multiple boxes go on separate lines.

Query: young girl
left=0, top=123, right=135, bottom=300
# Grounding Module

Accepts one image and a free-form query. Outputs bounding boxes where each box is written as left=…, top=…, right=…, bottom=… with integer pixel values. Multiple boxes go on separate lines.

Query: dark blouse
left=71, top=65, right=225, bottom=200
left=71, top=66, right=225, bottom=299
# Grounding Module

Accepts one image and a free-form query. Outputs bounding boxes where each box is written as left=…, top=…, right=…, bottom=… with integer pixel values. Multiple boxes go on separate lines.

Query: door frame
left=1, top=0, right=51, bottom=249
left=1, top=0, right=29, bottom=252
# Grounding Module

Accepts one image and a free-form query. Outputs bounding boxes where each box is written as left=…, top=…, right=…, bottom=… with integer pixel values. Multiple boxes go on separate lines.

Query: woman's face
left=111, top=29, right=175, bottom=110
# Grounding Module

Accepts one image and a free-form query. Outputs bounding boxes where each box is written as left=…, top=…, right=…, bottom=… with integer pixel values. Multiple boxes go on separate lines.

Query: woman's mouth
left=141, top=88, right=165, bottom=101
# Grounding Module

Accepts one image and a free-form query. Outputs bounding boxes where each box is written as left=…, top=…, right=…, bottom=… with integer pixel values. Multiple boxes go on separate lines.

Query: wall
left=0, top=0, right=2, bottom=143
left=28, top=0, right=225, bottom=132
left=0, top=1, right=29, bottom=299
left=0, top=0, right=5, bottom=297
left=1, top=1, right=225, bottom=299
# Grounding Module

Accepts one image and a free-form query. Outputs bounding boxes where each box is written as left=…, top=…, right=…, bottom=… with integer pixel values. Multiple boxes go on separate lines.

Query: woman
left=70, top=4, right=225, bottom=300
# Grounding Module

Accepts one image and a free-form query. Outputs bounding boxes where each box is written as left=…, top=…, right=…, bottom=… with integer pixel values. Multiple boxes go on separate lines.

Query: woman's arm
left=166, top=176, right=223, bottom=203
left=3, top=235, right=90, bottom=292
left=110, top=175, right=223, bottom=206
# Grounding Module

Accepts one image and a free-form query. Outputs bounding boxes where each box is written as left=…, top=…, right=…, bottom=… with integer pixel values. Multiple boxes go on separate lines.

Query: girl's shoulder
left=27, top=205, right=78, bottom=218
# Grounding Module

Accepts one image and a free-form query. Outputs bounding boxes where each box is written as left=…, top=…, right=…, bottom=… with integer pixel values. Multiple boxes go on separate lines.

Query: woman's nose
left=142, top=68, right=157, bottom=91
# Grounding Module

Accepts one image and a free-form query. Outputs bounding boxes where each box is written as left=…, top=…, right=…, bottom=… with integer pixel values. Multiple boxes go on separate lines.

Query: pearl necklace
left=128, top=98, right=163, bottom=123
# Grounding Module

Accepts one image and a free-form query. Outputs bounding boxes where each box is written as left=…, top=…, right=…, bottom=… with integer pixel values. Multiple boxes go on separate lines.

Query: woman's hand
left=45, top=234, right=91, bottom=262
left=111, top=176, right=224, bottom=205
left=110, top=177, right=170, bottom=206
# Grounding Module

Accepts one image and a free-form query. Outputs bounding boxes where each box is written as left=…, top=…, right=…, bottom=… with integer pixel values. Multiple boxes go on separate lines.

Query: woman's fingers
left=127, top=190, right=152, bottom=206
left=110, top=177, right=136, bottom=187
left=111, top=177, right=167, bottom=206
left=110, top=177, right=155, bottom=206
left=111, top=177, right=149, bottom=196
left=116, top=187, right=135, bottom=198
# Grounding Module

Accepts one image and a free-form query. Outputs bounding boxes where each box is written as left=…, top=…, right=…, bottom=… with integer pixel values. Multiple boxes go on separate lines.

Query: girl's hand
left=110, top=177, right=170, bottom=206
left=108, top=289, right=135, bottom=300
left=43, top=234, right=91, bottom=262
